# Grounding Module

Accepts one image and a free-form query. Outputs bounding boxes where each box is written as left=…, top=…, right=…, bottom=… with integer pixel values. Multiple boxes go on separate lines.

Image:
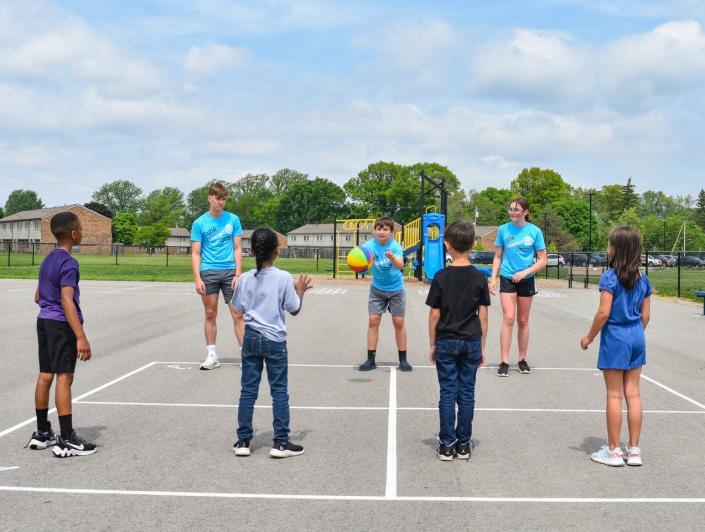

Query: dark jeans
left=237, top=326, right=290, bottom=442
left=435, top=337, right=482, bottom=445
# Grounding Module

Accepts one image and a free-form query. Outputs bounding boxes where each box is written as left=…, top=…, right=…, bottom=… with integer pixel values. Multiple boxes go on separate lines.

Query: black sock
left=36, top=409, right=49, bottom=432
left=398, top=350, right=407, bottom=362
left=367, top=350, right=376, bottom=362
left=58, top=415, right=73, bottom=440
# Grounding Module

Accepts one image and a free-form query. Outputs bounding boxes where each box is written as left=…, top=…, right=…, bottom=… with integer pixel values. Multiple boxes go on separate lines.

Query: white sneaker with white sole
left=591, top=444, right=625, bottom=466
left=200, top=351, right=220, bottom=370
left=625, top=446, right=642, bottom=466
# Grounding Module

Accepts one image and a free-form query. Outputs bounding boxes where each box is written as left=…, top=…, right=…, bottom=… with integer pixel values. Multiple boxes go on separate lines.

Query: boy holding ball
left=358, top=217, right=410, bottom=372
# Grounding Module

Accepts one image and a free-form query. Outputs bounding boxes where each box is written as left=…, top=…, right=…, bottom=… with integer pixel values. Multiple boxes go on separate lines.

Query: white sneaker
left=591, top=444, right=625, bottom=467
left=200, top=351, right=220, bottom=370
left=625, top=446, right=642, bottom=466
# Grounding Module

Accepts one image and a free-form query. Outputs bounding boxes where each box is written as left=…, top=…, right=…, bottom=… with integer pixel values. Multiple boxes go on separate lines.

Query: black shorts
left=499, top=276, right=537, bottom=297
left=37, top=318, right=78, bottom=374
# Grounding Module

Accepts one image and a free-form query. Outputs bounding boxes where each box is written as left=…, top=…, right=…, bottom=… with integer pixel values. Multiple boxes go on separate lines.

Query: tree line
left=2, top=164, right=705, bottom=251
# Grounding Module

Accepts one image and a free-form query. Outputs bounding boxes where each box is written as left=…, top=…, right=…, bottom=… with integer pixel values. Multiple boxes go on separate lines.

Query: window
left=303, top=235, right=309, bottom=241
left=316, top=235, right=322, bottom=241
left=291, top=236, right=296, bottom=242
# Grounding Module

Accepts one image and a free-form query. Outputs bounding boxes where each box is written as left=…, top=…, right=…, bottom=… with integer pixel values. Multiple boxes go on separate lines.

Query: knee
left=368, top=316, right=381, bottom=328
left=624, top=387, right=641, bottom=402
left=205, top=308, right=218, bottom=321
left=56, top=373, right=73, bottom=386
left=38, top=373, right=54, bottom=386
left=606, top=389, right=623, bottom=401
left=517, top=317, right=529, bottom=328
left=232, top=310, right=243, bottom=321
left=503, top=315, right=516, bottom=327
left=392, top=318, right=405, bottom=330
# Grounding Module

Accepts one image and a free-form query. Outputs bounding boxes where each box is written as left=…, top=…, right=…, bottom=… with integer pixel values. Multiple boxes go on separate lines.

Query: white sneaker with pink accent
left=625, top=446, right=642, bottom=466
left=591, top=444, right=625, bottom=466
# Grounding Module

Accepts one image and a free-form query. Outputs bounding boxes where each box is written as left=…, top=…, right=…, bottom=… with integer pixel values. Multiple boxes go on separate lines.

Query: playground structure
left=333, top=171, right=449, bottom=281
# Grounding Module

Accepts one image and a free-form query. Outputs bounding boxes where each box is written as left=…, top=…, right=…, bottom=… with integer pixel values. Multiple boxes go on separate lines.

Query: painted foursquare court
left=1, top=278, right=704, bottom=530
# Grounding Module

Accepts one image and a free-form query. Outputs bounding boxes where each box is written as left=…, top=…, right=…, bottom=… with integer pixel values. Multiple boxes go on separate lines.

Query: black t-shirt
left=425, top=265, right=491, bottom=340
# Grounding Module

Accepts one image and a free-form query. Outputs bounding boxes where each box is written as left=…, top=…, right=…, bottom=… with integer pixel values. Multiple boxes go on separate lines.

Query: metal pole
left=417, top=171, right=425, bottom=281
left=677, top=251, right=681, bottom=298
left=32, top=241, right=35, bottom=266
left=166, top=245, right=169, bottom=267
left=544, top=211, right=548, bottom=279
left=663, top=220, right=666, bottom=252
left=588, top=193, right=594, bottom=253
left=7, top=241, right=10, bottom=267
left=332, top=219, right=337, bottom=279
left=355, top=222, right=360, bottom=280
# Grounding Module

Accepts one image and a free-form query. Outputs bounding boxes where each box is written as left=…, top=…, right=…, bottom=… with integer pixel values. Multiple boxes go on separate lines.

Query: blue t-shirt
left=599, top=269, right=652, bottom=326
left=494, top=222, right=546, bottom=278
left=230, top=266, right=300, bottom=342
left=190, top=211, right=243, bottom=271
left=361, top=238, right=404, bottom=292
left=37, top=248, right=83, bottom=323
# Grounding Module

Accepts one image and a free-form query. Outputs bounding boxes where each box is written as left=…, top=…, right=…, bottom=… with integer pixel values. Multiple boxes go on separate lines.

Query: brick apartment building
left=0, top=204, right=112, bottom=253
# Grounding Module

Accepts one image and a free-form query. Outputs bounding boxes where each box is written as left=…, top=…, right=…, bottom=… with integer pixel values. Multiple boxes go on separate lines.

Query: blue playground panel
left=422, top=213, right=445, bottom=281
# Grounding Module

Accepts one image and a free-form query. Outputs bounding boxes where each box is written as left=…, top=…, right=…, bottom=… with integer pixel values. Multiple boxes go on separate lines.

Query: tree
left=469, top=187, right=514, bottom=225
left=0, top=206, right=4, bottom=219
left=185, top=185, right=210, bottom=229
left=552, top=197, right=595, bottom=249
left=538, top=209, right=581, bottom=251
left=112, top=212, right=138, bottom=245
left=510, top=167, right=570, bottom=210
left=276, top=178, right=346, bottom=233
left=4, top=189, right=44, bottom=216
left=596, top=185, right=624, bottom=222
left=92, top=180, right=144, bottom=214
left=139, top=187, right=186, bottom=227
left=134, top=223, right=171, bottom=248
left=83, top=202, right=113, bottom=219
left=621, top=177, right=639, bottom=212
left=269, top=169, right=308, bottom=197
left=695, top=189, right=705, bottom=231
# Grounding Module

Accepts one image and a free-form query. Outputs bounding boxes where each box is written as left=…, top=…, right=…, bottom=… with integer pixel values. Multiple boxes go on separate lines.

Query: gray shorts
left=368, top=286, right=406, bottom=317
left=201, top=269, right=235, bottom=303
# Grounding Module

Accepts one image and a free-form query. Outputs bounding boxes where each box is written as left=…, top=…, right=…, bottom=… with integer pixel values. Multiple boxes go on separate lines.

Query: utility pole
left=588, top=192, right=595, bottom=253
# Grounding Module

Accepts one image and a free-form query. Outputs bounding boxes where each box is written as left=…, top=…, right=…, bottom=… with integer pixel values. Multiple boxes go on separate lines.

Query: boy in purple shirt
left=26, top=212, right=96, bottom=457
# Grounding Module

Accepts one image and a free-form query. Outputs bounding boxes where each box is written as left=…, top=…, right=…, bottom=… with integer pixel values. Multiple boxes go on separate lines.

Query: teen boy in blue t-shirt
left=358, top=217, right=411, bottom=372
left=191, top=182, right=244, bottom=370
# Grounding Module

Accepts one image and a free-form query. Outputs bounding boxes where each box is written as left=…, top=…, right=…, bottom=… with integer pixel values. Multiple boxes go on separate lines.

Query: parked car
left=470, top=251, right=495, bottom=264
left=590, top=252, right=607, bottom=267
left=546, top=253, right=565, bottom=267
left=563, top=253, right=589, bottom=266
left=657, top=255, right=675, bottom=267
left=640, top=255, right=661, bottom=267
left=678, top=255, right=705, bottom=267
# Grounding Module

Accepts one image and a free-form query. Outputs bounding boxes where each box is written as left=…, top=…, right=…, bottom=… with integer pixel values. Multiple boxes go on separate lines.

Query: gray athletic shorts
left=368, top=286, right=406, bottom=317
left=201, top=269, right=235, bottom=303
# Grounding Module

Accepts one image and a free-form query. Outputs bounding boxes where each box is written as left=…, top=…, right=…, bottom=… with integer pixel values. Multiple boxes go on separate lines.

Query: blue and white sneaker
left=25, top=428, right=57, bottom=450
left=591, top=444, right=624, bottom=467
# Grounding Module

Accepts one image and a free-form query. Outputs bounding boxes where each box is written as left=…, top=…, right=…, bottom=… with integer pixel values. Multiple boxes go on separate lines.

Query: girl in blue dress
left=581, top=226, right=652, bottom=467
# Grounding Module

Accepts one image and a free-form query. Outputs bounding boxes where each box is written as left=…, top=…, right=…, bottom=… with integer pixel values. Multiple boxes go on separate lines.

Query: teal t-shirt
left=494, top=222, right=546, bottom=278
left=362, top=238, right=404, bottom=292
left=190, top=211, right=243, bottom=271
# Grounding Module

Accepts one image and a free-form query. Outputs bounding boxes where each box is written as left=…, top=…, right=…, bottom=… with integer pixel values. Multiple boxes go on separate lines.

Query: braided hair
left=252, top=227, right=279, bottom=276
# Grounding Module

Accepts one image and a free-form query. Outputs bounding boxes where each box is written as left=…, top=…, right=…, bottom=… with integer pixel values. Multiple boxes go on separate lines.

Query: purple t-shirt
left=37, top=248, right=83, bottom=323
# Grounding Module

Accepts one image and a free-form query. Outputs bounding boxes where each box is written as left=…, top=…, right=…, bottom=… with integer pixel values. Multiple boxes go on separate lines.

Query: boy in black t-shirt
left=426, top=222, right=491, bottom=461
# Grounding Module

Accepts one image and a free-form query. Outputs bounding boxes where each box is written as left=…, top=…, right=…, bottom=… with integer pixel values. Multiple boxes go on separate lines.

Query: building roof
left=288, top=222, right=400, bottom=235
left=241, top=229, right=286, bottom=239
left=0, top=204, right=113, bottom=223
left=169, top=228, right=190, bottom=237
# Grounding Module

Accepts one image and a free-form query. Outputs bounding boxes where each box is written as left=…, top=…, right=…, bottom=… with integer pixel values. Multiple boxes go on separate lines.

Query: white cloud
left=600, top=21, right=705, bottom=109
left=470, top=29, right=591, bottom=106
left=184, top=44, right=249, bottom=78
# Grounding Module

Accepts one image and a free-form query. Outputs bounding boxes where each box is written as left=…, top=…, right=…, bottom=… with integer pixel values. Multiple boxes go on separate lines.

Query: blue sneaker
left=591, top=444, right=624, bottom=467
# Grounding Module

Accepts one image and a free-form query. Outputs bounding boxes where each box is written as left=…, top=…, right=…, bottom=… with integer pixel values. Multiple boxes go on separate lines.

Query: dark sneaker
left=233, top=440, right=251, bottom=457
left=358, top=359, right=376, bottom=371
left=399, top=360, right=413, bottom=372
left=51, top=432, right=97, bottom=457
left=518, top=359, right=531, bottom=374
left=25, top=428, right=57, bottom=450
left=455, top=440, right=474, bottom=460
left=497, top=362, right=509, bottom=377
left=270, top=440, right=304, bottom=458
left=437, top=441, right=455, bottom=461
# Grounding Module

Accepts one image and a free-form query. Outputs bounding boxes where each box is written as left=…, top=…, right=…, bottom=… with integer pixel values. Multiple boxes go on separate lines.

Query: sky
left=1, top=0, right=705, bottom=208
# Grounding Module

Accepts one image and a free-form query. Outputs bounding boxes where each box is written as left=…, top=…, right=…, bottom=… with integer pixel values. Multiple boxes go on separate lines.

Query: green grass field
left=541, top=265, right=705, bottom=301
left=0, top=252, right=334, bottom=282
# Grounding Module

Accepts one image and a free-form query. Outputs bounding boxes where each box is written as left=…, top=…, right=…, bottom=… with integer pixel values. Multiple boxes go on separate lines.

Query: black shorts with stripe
left=499, top=276, right=537, bottom=297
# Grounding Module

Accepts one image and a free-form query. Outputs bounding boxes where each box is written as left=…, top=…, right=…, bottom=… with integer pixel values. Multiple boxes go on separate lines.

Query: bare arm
left=479, top=305, right=488, bottom=367
left=385, top=249, right=404, bottom=269
left=428, top=308, right=441, bottom=363
left=35, top=286, right=40, bottom=304
left=290, top=274, right=312, bottom=316
left=61, top=286, right=91, bottom=361
left=230, top=236, right=243, bottom=290
left=580, top=290, right=613, bottom=349
left=489, top=246, right=503, bottom=295
left=641, top=296, right=651, bottom=329
left=191, top=241, right=205, bottom=295
left=512, top=249, right=548, bottom=282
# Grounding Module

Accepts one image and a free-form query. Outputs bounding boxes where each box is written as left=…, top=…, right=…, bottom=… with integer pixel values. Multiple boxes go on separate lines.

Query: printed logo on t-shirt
left=504, top=234, right=534, bottom=253
left=206, top=223, right=234, bottom=243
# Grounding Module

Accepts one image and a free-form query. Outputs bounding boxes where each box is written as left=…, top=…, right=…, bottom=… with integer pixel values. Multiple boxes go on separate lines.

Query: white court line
left=0, top=466, right=19, bottom=472
left=2, top=486, right=705, bottom=503
left=73, top=401, right=705, bottom=414
left=385, top=369, right=397, bottom=498
left=0, top=362, right=157, bottom=440
left=93, top=284, right=155, bottom=294
left=76, top=401, right=387, bottom=411
left=641, top=373, right=705, bottom=411
left=153, top=362, right=599, bottom=371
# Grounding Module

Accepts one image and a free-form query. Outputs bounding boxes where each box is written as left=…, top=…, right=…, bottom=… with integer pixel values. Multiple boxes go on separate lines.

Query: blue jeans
left=435, top=337, right=482, bottom=445
left=237, top=326, right=290, bottom=443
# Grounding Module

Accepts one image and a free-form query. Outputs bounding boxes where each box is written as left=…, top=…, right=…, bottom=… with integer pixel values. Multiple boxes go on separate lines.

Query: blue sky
left=1, top=0, right=704, bottom=207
